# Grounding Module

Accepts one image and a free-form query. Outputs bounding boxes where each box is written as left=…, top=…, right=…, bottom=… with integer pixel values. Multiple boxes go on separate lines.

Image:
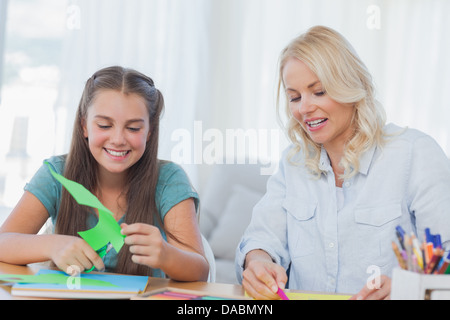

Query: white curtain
left=0, top=0, right=7, bottom=101
left=380, top=0, right=450, bottom=151
left=55, top=0, right=450, bottom=191
left=54, top=0, right=212, bottom=187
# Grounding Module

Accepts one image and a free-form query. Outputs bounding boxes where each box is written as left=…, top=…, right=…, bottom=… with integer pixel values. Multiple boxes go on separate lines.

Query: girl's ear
left=146, top=123, right=151, bottom=142
left=81, top=118, right=88, bottom=138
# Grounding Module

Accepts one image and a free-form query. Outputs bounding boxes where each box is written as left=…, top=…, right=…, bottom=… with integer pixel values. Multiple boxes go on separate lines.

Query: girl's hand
left=121, top=223, right=167, bottom=269
left=50, top=235, right=105, bottom=274
left=119, top=199, right=208, bottom=281
left=242, top=250, right=288, bottom=300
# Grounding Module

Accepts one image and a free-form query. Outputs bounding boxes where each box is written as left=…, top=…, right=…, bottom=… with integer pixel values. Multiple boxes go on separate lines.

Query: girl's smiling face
left=283, top=57, right=355, bottom=153
left=82, top=89, right=150, bottom=177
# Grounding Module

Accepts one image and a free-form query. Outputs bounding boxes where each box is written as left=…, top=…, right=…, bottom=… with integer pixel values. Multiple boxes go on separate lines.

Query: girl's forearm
left=0, top=233, right=56, bottom=265
left=159, top=243, right=209, bottom=282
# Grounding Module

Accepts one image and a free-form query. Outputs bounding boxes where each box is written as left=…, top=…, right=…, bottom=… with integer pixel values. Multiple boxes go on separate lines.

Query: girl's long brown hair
left=56, top=66, right=165, bottom=276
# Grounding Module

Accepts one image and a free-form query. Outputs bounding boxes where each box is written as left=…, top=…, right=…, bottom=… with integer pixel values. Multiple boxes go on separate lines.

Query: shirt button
left=344, top=181, right=351, bottom=188
left=329, top=242, right=335, bottom=248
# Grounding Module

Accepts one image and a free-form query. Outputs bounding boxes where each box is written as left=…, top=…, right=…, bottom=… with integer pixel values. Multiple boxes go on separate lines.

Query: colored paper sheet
left=0, top=272, right=117, bottom=287
left=3, top=270, right=150, bottom=299
left=286, top=292, right=351, bottom=300
left=45, top=162, right=125, bottom=253
left=142, top=290, right=239, bottom=300
left=245, top=290, right=351, bottom=300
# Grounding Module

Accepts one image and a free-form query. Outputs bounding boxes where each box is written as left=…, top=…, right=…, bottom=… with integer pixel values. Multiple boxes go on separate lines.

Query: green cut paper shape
left=45, top=161, right=125, bottom=253
left=0, top=273, right=118, bottom=287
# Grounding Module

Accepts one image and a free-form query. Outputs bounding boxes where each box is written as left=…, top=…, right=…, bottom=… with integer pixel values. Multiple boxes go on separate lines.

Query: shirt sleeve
left=235, top=151, right=291, bottom=284
left=155, top=161, right=199, bottom=220
left=407, top=134, right=450, bottom=252
left=23, top=156, right=64, bottom=223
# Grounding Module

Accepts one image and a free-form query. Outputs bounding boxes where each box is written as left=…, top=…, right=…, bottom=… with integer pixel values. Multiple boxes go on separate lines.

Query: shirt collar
left=319, top=147, right=332, bottom=172
left=318, top=145, right=377, bottom=176
left=358, top=145, right=377, bottom=175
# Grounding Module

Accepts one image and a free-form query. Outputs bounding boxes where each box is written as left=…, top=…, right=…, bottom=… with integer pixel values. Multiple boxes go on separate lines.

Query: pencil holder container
left=391, top=268, right=450, bottom=300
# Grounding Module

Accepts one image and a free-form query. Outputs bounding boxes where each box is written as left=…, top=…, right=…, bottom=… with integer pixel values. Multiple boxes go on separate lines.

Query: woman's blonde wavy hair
left=276, top=26, right=387, bottom=180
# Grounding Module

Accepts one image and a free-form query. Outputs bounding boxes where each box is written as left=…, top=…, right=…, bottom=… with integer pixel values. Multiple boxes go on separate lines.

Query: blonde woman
left=236, top=26, right=450, bottom=299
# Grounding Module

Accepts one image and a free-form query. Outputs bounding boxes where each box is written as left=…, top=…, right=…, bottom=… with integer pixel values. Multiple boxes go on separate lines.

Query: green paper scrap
left=45, top=161, right=125, bottom=253
left=0, top=273, right=118, bottom=287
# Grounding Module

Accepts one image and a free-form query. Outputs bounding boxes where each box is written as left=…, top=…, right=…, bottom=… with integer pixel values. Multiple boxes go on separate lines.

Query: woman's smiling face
left=82, top=89, right=150, bottom=177
left=283, top=57, right=355, bottom=152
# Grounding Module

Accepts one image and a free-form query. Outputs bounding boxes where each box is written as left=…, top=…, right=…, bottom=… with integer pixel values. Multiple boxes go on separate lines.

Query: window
left=0, top=0, right=68, bottom=211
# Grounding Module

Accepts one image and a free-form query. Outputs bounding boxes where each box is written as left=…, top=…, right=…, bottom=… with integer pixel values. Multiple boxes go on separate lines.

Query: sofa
left=199, top=162, right=270, bottom=284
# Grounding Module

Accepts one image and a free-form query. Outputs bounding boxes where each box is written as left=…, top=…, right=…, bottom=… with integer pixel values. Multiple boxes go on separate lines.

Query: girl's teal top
left=24, top=155, right=199, bottom=277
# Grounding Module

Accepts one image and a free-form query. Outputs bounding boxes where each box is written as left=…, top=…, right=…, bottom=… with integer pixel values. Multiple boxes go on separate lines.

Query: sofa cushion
left=208, top=184, right=262, bottom=260
left=199, top=163, right=269, bottom=238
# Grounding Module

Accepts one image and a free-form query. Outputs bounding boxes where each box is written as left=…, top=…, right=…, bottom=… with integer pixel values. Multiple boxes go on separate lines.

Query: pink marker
left=277, top=287, right=289, bottom=300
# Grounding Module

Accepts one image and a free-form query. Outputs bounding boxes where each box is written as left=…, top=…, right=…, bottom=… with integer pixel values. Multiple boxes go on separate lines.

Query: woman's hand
left=50, top=235, right=104, bottom=274
left=242, top=250, right=288, bottom=300
left=121, top=223, right=168, bottom=269
left=350, top=275, right=391, bottom=300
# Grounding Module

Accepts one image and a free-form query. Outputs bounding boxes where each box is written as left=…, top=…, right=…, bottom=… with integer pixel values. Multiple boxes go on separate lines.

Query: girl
left=0, top=66, right=209, bottom=281
left=235, top=26, right=450, bottom=299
